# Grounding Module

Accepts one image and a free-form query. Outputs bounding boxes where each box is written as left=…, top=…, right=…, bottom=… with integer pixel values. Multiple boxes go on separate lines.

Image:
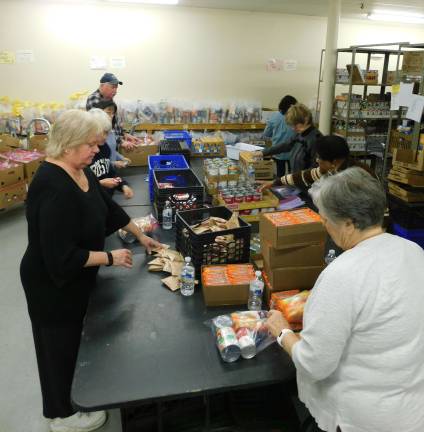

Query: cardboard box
left=121, top=144, right=158, bottom=167
left=0, top=161, right=25, bottom=187
left=364, top=70, right=378, bottom=85
left=0, top=181, right=27, bottom=210
left=201, top=264, right=254, bottom=306
left=260, top=209, right=326, bottom=250
left=239, top=151, right=274, bottom=180
left=263, top=261, right=323, bottom=291
left=386, top=71, right=397, bottom=85
left=28, top=135, right=49, bottom=151
left=23, top=157, right=45, bottom=183
left=261, top=240, right=324, bottom=268
left=0, top=134, right=20, bottom=151
left=388, top=181, right=424, bottom=202
left=393, top=148, right=424, bottom=172
left=402, top=51, right=424, bottom=75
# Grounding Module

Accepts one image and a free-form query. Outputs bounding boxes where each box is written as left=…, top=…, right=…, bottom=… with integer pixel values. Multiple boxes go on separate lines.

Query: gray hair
left=45, top=109, right=106, bottom=158
left=88, top=108, right=112, bottom=133
left=310, top=167, right=386, bottom=230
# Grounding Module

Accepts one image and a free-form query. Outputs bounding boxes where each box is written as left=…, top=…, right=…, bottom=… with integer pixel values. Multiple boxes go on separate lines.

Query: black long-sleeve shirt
left=20, top=161, right=130, bottom=325
left=262, top=126, right=322, bottom=172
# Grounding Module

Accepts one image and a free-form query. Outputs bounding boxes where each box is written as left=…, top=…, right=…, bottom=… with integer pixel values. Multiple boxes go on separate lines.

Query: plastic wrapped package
left=137, top=100, right=159, bottom=124
left=207, top=311, right=275, bottom=363
left=118, top=214, right=159, bottom=243
left=209, top=102, right=225, bottom=124
left=191, top=101, right=209, bottom=124
left=118, top=100, right=138, bottom=125
left=157, top=99, right=174, bottom=124
left=270, top=290, right=310, bottom=330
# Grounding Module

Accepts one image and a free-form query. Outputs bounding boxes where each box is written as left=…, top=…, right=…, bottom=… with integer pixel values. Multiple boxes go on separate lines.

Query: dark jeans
left=31, top=321, right=83, bottom=418
left=274, top=158, right=290, bottom=178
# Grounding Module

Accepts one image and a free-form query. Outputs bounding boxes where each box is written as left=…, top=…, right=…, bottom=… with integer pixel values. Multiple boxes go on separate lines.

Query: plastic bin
left=175, top=206, right=251, bottom=276
left=392, top=223, right=424, bottom=248
left=164, top=130, right=192, bottom=148
left=159, top=140, right=191, bottom=162
left=148, top=155, right=189, bottom=202
left=388, top=195, right=424, bottom=229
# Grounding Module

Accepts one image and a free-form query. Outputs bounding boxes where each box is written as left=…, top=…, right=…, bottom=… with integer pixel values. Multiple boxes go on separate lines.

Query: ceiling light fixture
left=105, top=0, right=178, bottom=4
left=367, top=9, right=424, bottom=24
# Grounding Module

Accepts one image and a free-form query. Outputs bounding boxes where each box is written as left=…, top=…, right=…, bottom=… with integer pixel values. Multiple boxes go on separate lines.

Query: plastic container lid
left=255, top=270, right=262, bottom=277
left=185, top=257, right=191, bottom=263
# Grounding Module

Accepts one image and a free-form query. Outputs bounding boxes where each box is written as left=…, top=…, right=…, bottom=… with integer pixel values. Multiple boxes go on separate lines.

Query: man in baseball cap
left=86, top=73, right=138, bottom=150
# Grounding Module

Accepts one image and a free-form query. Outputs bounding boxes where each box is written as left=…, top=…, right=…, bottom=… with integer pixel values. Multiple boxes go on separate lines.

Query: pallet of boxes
left=0, top=134, right=45, bottom=211
left=387, top=144, right=424, bottom=248
left=259, top=208, right=326, bottom=307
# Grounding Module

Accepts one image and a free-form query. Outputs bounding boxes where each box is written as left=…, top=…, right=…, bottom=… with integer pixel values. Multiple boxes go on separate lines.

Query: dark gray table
left=71, top=163, right=296, bottom=430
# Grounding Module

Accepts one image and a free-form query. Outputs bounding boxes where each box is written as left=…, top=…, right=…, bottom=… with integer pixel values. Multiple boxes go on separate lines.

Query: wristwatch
left=106, top=251, right=113, bottom=267
left=277, top=328, right=294, bottom=348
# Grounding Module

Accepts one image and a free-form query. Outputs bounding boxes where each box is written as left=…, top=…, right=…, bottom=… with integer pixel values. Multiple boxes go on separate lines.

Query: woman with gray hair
left=266, top=167, right=424, bottom=432
left=20, top=109, right=163, bottom=432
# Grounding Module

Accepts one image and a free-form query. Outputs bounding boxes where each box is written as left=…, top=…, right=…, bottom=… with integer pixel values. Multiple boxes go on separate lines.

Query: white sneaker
left=50, top=411, right=107, bottom=432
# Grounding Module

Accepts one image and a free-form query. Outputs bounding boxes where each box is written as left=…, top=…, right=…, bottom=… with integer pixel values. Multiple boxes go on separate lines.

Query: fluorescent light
left=105, top=0, right=179, bottom=4
left=368, top=9, right=424, bottom=24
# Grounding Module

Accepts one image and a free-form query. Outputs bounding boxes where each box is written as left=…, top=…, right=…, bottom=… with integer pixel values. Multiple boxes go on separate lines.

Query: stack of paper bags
left=148, top=245, right=185, bottom=291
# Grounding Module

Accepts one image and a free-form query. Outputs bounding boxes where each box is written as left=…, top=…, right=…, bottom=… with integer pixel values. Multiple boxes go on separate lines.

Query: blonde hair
left=286, top=103, right=312, bottom=127
left=45, top=109, right=106, bottom=158
left=88, top=108, right=112, bottom=134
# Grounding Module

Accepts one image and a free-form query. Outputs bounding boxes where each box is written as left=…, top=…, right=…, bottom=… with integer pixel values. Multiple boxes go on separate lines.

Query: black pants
left=31, top=321, right=83, bottom=419
left=274, top=159, right=290, bottom=178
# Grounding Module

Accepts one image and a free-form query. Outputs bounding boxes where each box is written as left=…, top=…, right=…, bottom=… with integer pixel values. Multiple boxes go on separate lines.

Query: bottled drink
left=325, top=249, right=337, bottom=265
left=180, top=257, right=195, bottom=297
left=248, top=271, right=264, bottom=311
left=162, top=200, right=173, bottom=230
left=247, top=164, right=256, bottom=185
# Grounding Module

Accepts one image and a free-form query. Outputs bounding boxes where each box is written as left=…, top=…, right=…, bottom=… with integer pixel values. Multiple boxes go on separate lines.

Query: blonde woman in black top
left=20, top=109, right=162, bottom=432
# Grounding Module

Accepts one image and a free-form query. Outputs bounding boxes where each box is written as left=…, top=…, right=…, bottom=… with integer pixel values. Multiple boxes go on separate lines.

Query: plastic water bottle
left=247, top=164, right=256, bottom=185
left=162, top=200, right=173, bottom=230
left=325, top=249, right=337, bottom=265
left=248, top=271, right=264, bottom=311
left=180, top=257, right=195, bottom=297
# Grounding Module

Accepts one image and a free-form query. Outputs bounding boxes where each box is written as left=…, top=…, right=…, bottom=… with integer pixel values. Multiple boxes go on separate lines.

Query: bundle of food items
left=208, top=311, right=274, bottom=363
left=118, top=214, right=159, bottom=243
left=270, top=290, right=310, bottom=331
left=0, top=148, right=44, bottom=163
left=202, top=264, right=255, bottom=286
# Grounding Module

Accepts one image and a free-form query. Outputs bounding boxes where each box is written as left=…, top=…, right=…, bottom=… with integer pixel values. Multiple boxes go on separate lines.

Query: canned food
left=236, top=327, right=256, bottom=359
left=218, top=180, right=228, bottom=188
left=216, top=327, right=241, bottom=363
left=219, top=166, right=228, bottom=176
left=228, top=180, right=238, bottom=187
left=234, top=194, right=244, bottom=203
left=245, top=194, right=253, bottom=202
left=253, top=193, right=262, bottom=201
left=223, top=194, right=235, bottom=204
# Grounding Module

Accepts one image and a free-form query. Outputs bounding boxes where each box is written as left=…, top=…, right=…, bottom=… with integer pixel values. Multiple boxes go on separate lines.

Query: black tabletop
left=71, top=162, right=295, bottom=412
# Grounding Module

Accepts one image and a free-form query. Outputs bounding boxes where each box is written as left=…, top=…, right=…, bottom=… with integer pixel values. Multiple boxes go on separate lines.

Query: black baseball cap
left=100, top=73, right=123, bottom=85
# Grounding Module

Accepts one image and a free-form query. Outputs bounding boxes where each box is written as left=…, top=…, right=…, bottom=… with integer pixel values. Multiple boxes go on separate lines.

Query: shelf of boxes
left=132, top=123, right=266, bottom=132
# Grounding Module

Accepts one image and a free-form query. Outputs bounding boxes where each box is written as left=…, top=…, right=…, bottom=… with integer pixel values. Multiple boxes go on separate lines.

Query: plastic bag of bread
left=272, top=290, right=310, bottom=324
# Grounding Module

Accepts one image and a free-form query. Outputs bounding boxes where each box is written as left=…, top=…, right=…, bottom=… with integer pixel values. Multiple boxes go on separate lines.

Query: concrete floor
left=0, top=203, right=124, bottom=432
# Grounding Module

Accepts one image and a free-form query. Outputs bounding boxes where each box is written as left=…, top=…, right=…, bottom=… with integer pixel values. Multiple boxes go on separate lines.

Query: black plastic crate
left=388, top=195, right=424, bottom=229
left=153, top=169, right=204, bottom=200
left=154, top=198, right=204, bottom=224
left=159, top=139, right=191, bottom=163
left=175, top=206, right=251, bottom=275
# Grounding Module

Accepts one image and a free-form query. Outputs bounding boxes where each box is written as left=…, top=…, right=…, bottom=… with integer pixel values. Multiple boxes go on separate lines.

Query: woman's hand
left=266, top=310, right=291, bottom=338
left=111, top=249, right=133, bottom=268
left=139, top=234, right=165, bottom=255
left=122, top=185, right=134, bottom=199
left=100, top=178, right=120, bottom=189
left=121, top=140, right=136, bottom=150
left=259, top=181, right=273, bottom=192
left=253, top=151, right=263, bottom=160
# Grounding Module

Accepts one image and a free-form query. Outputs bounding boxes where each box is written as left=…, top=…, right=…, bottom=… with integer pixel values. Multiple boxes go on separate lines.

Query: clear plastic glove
left=139, top=235, right=165, bottom=255
left=111, top=248, right=133, bottom=268
left=122, top=185, right=134, bottom=199
left=100, top=178, right=121, bottom=189
left=265, top=309, right=290, bottom=338
left=121, top=140, right=137, bottom=150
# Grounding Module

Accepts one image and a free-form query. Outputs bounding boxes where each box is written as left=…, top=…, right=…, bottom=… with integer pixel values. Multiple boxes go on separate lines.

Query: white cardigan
left=292, top=233, right=424, bottom=432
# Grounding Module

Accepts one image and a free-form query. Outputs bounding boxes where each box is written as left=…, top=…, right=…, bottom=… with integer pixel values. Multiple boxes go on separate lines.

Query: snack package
left=118, top=214, right=159, bottom=243
left=206, top=310, right=275, bottom=363
left=270, top=290, right=310, bottom=330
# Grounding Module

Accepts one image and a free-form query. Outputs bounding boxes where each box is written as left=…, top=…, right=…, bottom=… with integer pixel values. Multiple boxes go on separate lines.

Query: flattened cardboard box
left=260, top=211, right=326, bottom=250
left=263, top=261, right=324, bottom=291
left=121, top=144, right=158, bottom=167
left=0, top=181, right=27, bottom=210
left=201, top=264, right=250, bottom=307
left=261, top=239, right=324, bottom=268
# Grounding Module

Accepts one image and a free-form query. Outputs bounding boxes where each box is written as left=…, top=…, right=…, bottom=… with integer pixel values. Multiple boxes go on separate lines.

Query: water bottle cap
left=329, top=249, right=335, bottom=254
left=185, top=257, right=191, bottom=263
left=255, top=270, right=261, bottom=277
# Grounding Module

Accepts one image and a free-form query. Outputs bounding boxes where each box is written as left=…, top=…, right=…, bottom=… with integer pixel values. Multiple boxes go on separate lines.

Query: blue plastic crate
left=393, top=223, right=424, bottom=248
left=163, top=130, right=192, bottom=148
left=148, top=155, right=189, bottom=202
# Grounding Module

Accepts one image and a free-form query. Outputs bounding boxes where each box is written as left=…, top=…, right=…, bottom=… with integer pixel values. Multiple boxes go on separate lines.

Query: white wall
left=0, top=0, right=423, bottom=108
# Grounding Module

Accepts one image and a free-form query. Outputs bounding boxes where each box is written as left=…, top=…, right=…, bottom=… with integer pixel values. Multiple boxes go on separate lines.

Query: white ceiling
left=178, top=0, right=424, bottom=19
